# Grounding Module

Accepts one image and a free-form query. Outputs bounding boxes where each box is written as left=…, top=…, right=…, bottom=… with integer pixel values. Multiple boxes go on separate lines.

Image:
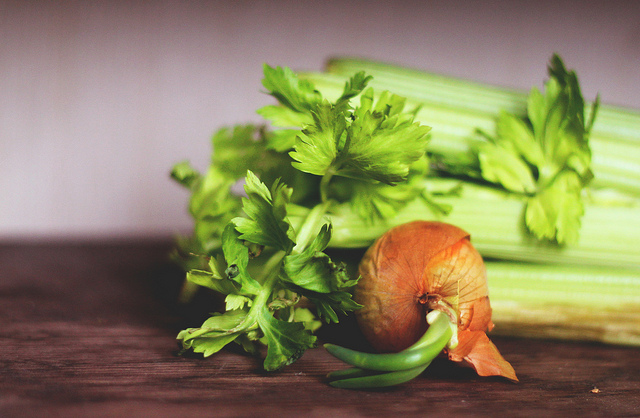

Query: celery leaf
left=185, top=166, right=241, bottom=253
left=478, top=54, right=598, bottom=244
left=233, top=170, right=295, bottom=252
left=178, top=172, right=360, bottom=370
left=283, top=223, right=353, bottom=293
left=283, top=224, right=361, bottom=323
left=177, top=310, right=248, bottom=357
left=525, top=170, right=584, bottom=244
left=337, top=89, right=431, bottom=184
left=219, top=223, right=262, bottom=295
left=257, top=306, right=317, bottom=371
left=479, top=142, right=536, bottom=194
left=261, top=64, right=323, bottom=113
left=289, top=102, right=345, bottom=176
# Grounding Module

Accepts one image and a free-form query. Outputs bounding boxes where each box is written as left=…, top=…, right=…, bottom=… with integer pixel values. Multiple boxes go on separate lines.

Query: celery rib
left=487, top=261, right=640, bottom=346
left=317, top=179, right=640, bottom=270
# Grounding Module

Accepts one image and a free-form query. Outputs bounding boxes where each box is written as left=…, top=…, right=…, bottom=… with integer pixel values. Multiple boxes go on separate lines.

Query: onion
left=326, top=220, right=517, bottom=387
left=356, top=220, right=490, bottom=352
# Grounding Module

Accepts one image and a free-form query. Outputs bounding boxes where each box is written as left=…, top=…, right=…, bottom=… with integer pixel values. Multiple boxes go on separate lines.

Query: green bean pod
left=327, top=366, right=379, bottom=380
left=324, top=310, right=454, bottom=372
left=328, top=362, right=432, bottom=389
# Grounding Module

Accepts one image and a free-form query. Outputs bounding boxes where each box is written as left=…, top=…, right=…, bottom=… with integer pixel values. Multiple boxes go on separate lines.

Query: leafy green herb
left=173, top=64, right=432, bottom=370
left=477, top=54, right=599, bottom=243
left=177, top=171, right=357, bottom=370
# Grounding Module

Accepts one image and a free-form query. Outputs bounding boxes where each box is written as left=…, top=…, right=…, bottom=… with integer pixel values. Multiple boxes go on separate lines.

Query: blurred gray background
left=1, top=0, right=638, bottom=240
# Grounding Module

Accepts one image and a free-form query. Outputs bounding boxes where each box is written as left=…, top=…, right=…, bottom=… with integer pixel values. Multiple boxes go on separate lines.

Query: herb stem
left=293, top=200, right=332, bottom=253
left=320, top=167, right=336, bottom=203
left=254, top=250, right=287, bottom=306
left=232, top=250, right=286, bottom=333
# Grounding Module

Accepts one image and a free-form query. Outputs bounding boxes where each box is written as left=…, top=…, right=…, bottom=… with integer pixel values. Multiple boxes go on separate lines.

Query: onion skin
left=355, top=220, right=517, bottom=381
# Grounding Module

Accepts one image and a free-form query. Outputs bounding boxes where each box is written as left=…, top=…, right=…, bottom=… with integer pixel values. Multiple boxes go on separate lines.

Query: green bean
left=326, top=366, right=379, bottom=380
left=328, top=362, right=432, bottom=389
left=323, top=310, right=453, bottom=372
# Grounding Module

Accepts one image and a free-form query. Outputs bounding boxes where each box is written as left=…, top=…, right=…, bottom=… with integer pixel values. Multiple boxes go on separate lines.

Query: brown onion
left=355, top=220, right=517, bottom=381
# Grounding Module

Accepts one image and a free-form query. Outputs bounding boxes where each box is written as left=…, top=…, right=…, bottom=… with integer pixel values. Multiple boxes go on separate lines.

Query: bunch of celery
left=297, top=56, right=640, bottom=346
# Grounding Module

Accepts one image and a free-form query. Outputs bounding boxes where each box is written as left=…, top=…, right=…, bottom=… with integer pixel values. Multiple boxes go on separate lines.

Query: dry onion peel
left=326, top=221, right=517, bottom=388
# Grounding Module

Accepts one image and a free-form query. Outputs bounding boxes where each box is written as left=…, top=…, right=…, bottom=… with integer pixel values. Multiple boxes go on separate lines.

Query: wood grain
left=1, top=241, right=639, bottom=417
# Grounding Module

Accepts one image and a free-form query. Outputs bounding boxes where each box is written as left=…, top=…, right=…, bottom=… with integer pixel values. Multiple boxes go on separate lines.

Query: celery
left=173, top=58, right=640, bottom=352
left=303, top=59, right=640, bottom=196
left=290, top=179, right=640, bottom=269
left=486, top=261, right=640, bottom=346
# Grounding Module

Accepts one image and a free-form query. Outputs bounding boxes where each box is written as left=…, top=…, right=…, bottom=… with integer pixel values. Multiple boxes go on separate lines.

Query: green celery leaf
left=528, top=61, right=592, bottom=182
left=233, top=171, right=296, bottom=252
left=177, top=309, right=248, bottom=357
left=258, top=64, right=319, bottom=152
left=261, top=64, right=323, bottom=113
left=495, top=111, right=544, bottom=167
left=338, top=88, right=431, bottom=184
left=479, top=143, right=536, bottom=194
left=260, top=70, right=371, bottom=153
left=328, top=175, right=423, bottom=222
left=548, top=54, right=586, bottom=128
left=283, top=222, right=361, bottom=323
left=289, top=82, right=430, bottom=185
left=171, top=160, right=201, bottom=189
left=188, top=167, right=242, bottom=253
left=263, top=129, right=300, bottom=152
left=333, top=71, right=372, bottom=115
left=199, top=309, right=248, bottom=331
left=525, top=170, right=584, bottom=244
left=338, top=71, right=372, bottom=102
left=257, top=105, right=313, bottom=129
left=526, top=86, right=547, bottom=146
left=303, top=290, right=363, bottom=324
left=174, top=124, right=291, bottom=255
left=178, top=331, right=240, bottom=357
left=355, top=178, right=424, bottom=221
left=189, top=167, right=238, bottom=222
left=289, top=102, right=345, bottom=176
left=293, top=307, right=323, bottom=333
left=256, top=306, right=317, bottom=371
left=479, top=54, right=596, bottom=244
left=225, top=294, right=253, bottom=310
left=328, top=154, right=430, bottom=222
left=186, top=268, right=238, bottom=295
left=212, top=125, right=263, bottom=179
left=234, top=334, right=260, bottom=355
left=283, top=223, right=348, bottom=293
left=221, top=223, right=261, bottom=295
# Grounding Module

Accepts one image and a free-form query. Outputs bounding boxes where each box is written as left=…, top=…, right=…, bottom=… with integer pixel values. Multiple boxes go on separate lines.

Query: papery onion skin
left=355, top=220, right=517, bottom=381
left=356, top=221, right=488, bottom=352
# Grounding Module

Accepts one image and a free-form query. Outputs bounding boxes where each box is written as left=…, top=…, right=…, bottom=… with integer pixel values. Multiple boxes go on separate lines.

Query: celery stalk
left=300, top=179, right=639, bottom=269
left=302, top=59, right=640, bottom=196
left=486, top=261, right=640, bottom=346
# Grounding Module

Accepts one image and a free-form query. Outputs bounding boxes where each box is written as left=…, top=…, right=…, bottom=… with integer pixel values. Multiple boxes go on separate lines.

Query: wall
left=1, top=0, right=639, bottom=240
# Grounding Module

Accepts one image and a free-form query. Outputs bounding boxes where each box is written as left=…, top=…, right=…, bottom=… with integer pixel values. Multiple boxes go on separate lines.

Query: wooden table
left=1, top=241, right=639, bottom=417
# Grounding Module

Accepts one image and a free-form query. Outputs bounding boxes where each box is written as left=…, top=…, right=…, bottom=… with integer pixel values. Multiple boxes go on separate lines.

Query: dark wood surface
left=1, top=241, right=639, bottom=417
